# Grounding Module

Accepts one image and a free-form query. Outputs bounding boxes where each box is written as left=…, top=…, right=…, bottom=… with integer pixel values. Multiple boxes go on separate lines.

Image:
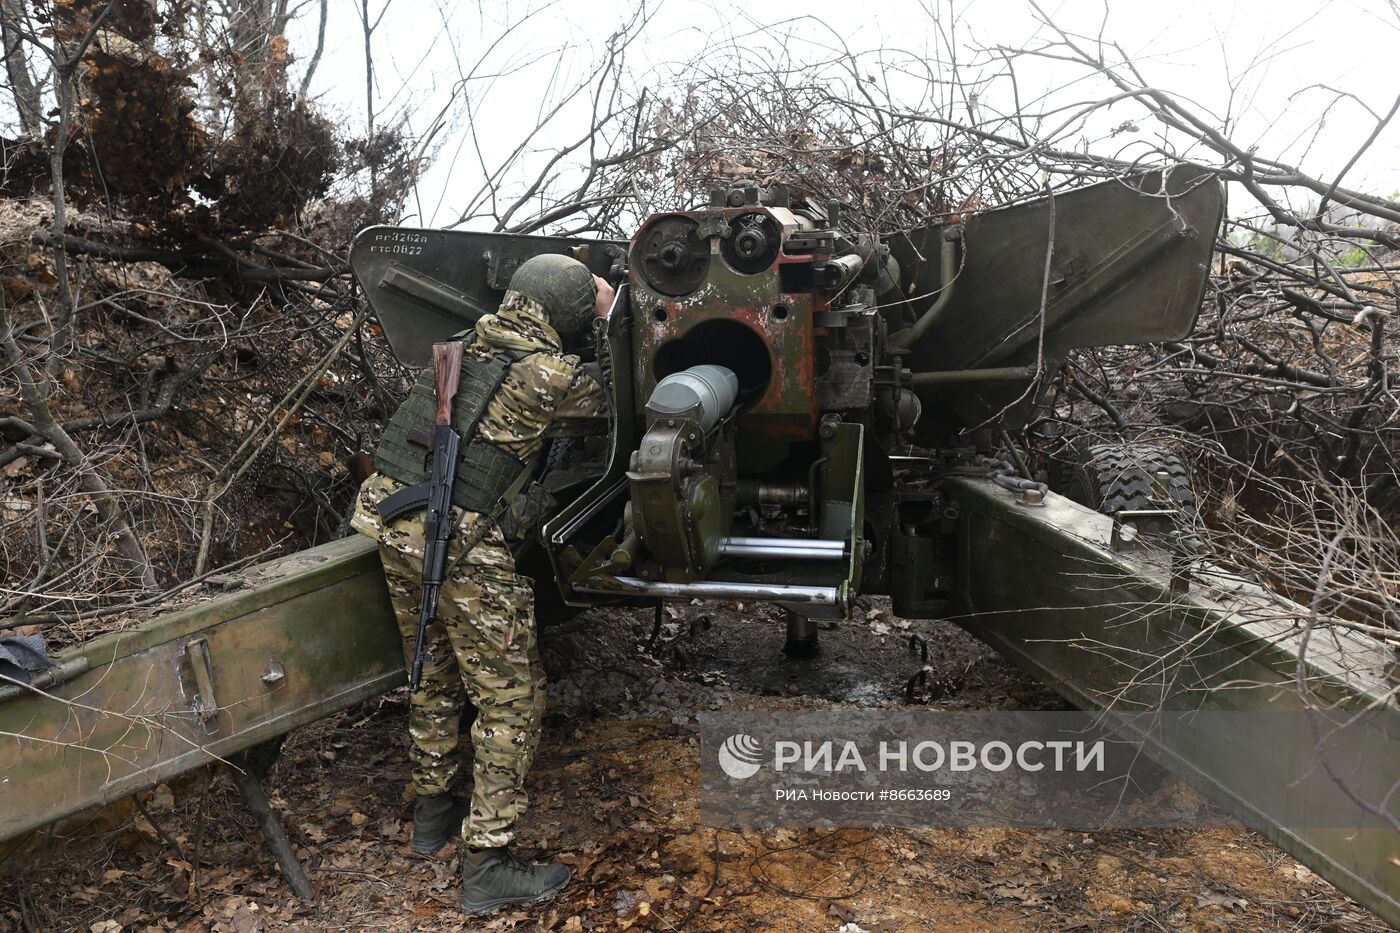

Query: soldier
left=351, top=254, right=612, bottom=915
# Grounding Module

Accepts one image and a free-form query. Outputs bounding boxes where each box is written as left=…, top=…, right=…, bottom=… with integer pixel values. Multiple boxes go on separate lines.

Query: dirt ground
left=0, top=601, right=1385, bottom=933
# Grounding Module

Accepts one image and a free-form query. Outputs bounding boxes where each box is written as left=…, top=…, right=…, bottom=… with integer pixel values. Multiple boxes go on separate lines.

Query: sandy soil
left=0, top=600, right=1385, bottom=932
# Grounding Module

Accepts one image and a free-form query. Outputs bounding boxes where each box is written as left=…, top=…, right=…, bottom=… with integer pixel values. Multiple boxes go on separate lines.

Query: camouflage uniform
left=352, top=291, right=605, bottom=849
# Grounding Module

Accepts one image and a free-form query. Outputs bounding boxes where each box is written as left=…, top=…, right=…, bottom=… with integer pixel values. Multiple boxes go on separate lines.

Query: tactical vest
left=374, top=346, right=533, bottom=513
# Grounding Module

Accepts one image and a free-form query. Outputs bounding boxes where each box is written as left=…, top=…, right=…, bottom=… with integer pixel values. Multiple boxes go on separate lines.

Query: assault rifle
left=377, top=341, right=464, bottom=691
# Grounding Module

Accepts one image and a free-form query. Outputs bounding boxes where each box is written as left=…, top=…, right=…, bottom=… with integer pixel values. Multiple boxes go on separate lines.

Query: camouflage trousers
left=353, top=474, right=545, bottom=849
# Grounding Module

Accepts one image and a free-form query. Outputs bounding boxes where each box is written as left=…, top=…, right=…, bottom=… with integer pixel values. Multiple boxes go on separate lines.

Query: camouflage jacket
left=351, top=291, right=607, bottom=553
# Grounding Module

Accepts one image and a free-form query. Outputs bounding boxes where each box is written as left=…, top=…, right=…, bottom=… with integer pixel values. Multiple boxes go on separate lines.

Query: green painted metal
left=910, top=365, right=1035, bottom=386
left=890, top=168, right=1224, bottom=442
left=545, top=288, right=640, bottom=604
left=0, top=536, right=400, bottom=843
left=815, top=420, right=864, bottom=614
left=945, top=476, right=1400, bottom=929
left=349, top=226, right=625, bottom=367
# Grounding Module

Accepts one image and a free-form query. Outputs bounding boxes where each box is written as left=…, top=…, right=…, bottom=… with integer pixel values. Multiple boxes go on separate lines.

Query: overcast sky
left=294, top=0, right=1400, bottom=230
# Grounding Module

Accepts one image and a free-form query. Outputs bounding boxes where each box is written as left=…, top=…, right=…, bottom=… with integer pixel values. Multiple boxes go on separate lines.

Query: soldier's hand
left=592, top=275, right=616, bottom=319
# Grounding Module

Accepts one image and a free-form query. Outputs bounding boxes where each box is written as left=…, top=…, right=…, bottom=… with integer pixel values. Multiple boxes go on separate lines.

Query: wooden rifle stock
left=434, top=341, right=464, bottom=425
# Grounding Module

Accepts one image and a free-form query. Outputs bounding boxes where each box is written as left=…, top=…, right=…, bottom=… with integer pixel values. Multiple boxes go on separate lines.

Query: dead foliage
left=202, top=91, right=341, bottom=231
left=0, top=0, right=413, bottom=637
left=66, top=44, right=208, bottom=214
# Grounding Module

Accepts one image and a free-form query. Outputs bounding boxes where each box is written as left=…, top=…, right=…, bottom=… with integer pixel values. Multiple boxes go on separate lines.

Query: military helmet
left=507, top=253, right=597, bottom=340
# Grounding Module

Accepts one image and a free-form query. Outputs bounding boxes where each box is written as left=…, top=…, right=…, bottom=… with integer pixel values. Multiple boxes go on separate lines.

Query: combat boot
left=410, top=793, right=468, bottom=855
left=459, top=846, right=570, bottom=916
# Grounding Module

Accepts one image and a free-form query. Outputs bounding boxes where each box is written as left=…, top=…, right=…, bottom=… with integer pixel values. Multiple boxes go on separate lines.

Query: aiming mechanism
left=349, top=169, right=1224, bottom=653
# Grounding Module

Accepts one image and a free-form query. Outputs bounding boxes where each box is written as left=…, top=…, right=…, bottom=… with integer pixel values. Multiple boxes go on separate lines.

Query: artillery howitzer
left=354, top=171, right=1223, bottom=653
left=4, top=171, right=1397, bottom=926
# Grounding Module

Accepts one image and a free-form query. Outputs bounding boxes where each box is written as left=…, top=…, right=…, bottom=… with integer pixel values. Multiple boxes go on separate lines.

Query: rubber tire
left=1052, top=443, right=1198, bottom=523
left=545, top=436, right=581, bottom=473
left=545, top=435, right=606, bottom=473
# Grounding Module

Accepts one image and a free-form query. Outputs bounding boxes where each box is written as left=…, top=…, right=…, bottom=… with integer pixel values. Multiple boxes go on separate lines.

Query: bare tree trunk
left=296, top=0, right=327, bottom=99
left=359, top=0, right=376, bottom=190
left=360, top=0, right=374, bottom=136
left=0, top=0, right=40, bottom=135
left=45, top=45, right=75, bottom=376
